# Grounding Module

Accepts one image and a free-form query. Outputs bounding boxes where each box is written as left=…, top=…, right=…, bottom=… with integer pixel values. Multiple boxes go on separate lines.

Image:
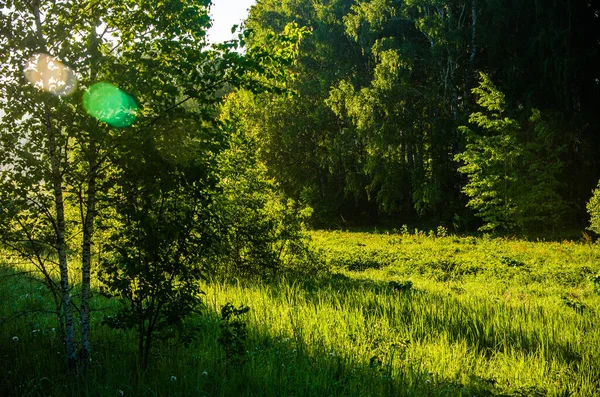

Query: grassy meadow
left=1, top=229, right=600, bottom=396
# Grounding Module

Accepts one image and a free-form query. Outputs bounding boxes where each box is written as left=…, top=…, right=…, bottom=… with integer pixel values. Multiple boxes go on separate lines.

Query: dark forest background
left=233, top=0, right=600, bottom=234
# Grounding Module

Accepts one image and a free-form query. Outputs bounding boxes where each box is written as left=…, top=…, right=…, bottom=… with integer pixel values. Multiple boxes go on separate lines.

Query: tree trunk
left=32, top=1, right=78, bottom=371
left=45, top=104, right=77, bottom=370
left=80, top=24, right=103, bottom=371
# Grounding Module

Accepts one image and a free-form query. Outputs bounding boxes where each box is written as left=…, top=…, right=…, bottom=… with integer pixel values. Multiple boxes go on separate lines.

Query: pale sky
left=207, top=0, right=257, bottom=44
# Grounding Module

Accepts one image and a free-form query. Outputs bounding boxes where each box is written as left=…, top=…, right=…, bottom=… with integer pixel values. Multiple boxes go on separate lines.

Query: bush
left=214, top=93, right=324, bottom=279
left=455, top=73, right=568, bottom=233
left=587, top=180, right=600, bottom=235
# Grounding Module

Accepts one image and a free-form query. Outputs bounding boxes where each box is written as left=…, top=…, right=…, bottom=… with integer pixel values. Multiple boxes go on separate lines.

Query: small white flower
left=329, top=352, right=335, bottom=357
left=11, top=336, right=18, bottom=342
left=170, top=376, right=177, bottom=382
left=425, top=379, right=431, bottom=384
left=118, top=390, right=124, bottom=396
left=201, top=371, right=208, bottom=377
left=51, top=328, right=56, bottom=333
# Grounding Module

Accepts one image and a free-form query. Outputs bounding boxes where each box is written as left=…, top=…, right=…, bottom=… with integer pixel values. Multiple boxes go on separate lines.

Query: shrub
left=215, top=94, right=323, bottom=279
left=456, top=73, right=568, bottom=233
left=218, top=303, right=250, bottom=372
left=586, top=180, right=600, bottom=235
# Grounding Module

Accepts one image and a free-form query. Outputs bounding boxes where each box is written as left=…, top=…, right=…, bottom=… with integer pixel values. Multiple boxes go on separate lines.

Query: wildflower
left=329, top=352, right=335, bottom=357
left=170, top=376, right=177, bottom=382
left=425, top=379, right=431, bottom=384
left=201, top=371, right=208, bottom=377
left=118, top=390, right=124, bottom=396
left=11, top=336, right=18, bottom=342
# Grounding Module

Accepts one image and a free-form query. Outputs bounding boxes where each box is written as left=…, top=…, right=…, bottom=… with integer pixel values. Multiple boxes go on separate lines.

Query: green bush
left=214, top=93, right=325, bottom=279
left=455, top=73, right=568, bottom=233
left=586, top=180, right=600, bottom=234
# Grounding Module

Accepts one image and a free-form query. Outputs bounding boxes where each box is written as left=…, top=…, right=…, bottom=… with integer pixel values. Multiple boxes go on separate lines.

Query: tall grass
left=1, top=230, right=599, bottom=396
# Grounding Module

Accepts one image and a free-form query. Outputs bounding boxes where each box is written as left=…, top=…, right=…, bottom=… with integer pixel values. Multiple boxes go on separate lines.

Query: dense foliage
left=456, top=73, right=568, bottom=232
left=0, top=0, right=311, bottom=371
left=238, top=0, right=600, bottom=229
left=213, top=91, right=318, bottom=279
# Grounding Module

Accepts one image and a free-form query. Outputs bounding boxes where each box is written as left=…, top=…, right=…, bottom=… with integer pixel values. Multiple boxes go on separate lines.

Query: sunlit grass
left=1, top=230, right=599, bottom=396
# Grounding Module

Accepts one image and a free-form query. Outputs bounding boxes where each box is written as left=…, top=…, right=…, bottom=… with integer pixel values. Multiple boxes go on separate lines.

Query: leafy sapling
left=218, top=303, right=250, bottom=372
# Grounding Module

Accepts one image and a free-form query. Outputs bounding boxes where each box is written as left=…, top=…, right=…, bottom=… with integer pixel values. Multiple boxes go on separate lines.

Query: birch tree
left=0, top=0, right=267, bottom=371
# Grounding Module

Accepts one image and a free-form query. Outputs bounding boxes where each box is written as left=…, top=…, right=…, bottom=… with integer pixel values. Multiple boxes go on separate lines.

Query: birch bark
left=31, top=0, right=78, bottom=370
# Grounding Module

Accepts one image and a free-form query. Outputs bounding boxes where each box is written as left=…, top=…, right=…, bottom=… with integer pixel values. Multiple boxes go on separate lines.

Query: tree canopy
left=235, top=0, right=600, bottom=231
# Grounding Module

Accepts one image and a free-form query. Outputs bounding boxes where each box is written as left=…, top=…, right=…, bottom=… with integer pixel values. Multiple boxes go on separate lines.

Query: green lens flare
left=83, top=82, right=137, bottom=128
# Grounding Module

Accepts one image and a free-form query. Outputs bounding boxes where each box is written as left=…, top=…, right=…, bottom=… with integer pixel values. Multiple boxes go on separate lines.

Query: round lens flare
left=24, top=53, right=77, bottom=96
left=83, top=82, right=138, bottom=128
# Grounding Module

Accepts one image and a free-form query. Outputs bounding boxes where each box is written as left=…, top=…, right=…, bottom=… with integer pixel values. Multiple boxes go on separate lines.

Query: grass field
left=1, top=230, right=599, bottom=396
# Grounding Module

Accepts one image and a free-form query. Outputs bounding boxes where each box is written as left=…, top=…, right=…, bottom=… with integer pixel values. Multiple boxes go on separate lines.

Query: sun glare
left=83, top=82, right=137, bottom=128
left=24, top=53, right=77, bottom=96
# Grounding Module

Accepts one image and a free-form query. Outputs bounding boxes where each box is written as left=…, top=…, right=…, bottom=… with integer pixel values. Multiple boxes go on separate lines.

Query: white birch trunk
left=32, top=1, right=78, bottom=370
left=45, top=105, right=78, bottom=370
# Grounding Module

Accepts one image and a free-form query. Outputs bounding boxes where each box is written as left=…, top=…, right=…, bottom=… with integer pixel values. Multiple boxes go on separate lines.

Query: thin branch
left=27, top=196, right=58, bottom=230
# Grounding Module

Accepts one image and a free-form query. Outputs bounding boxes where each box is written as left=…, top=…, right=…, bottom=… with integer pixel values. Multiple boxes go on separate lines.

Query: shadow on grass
left=0, top=265, right=585, bottom=396
left=288, top=273, right=588, bottom=368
